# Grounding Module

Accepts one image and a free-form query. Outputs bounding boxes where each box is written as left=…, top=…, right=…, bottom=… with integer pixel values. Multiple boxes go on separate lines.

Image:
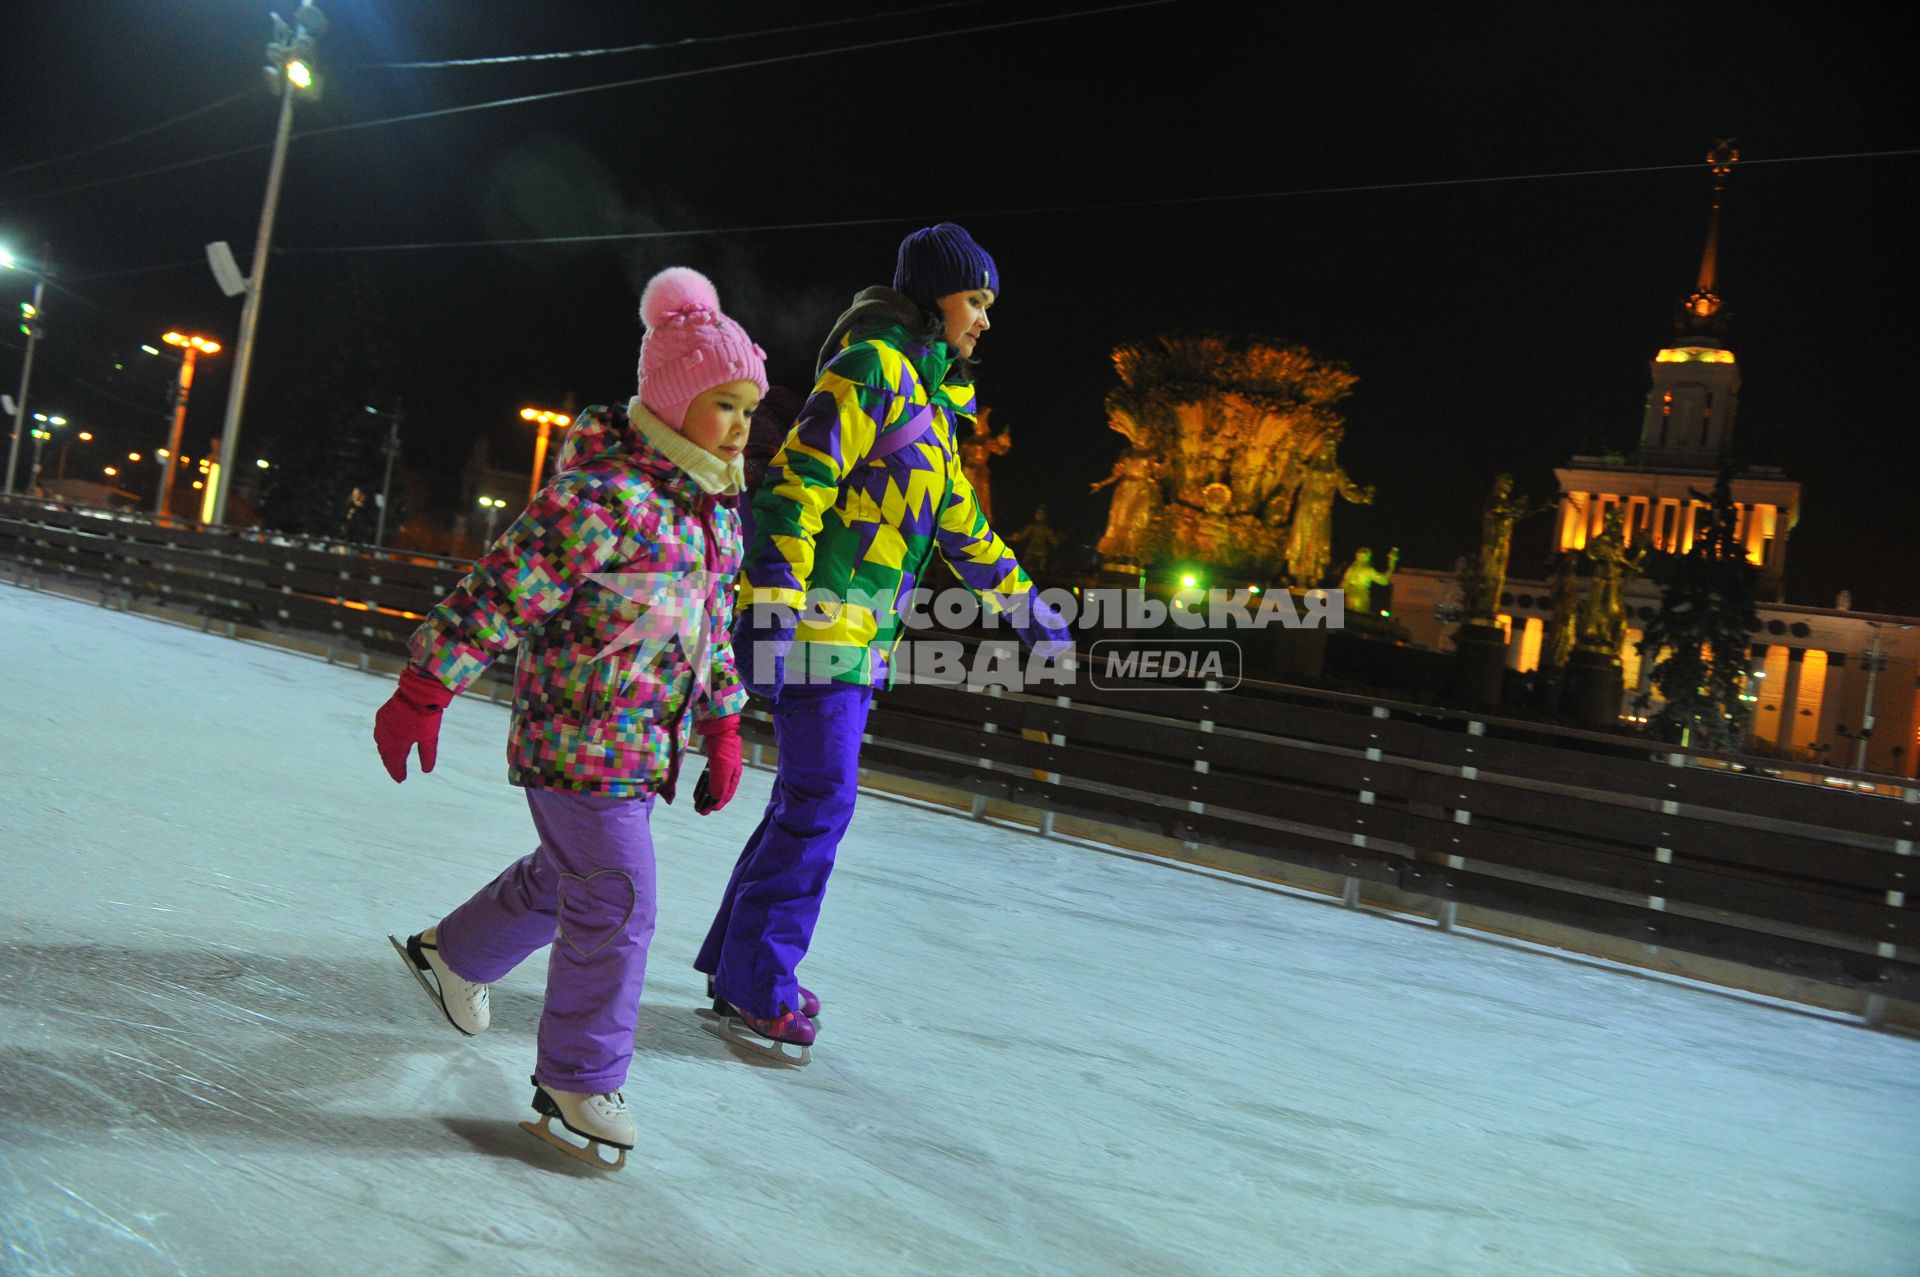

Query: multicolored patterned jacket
left=743, top=290, right=1045, bottom=685
left=408, top=403, right=747, bottom=797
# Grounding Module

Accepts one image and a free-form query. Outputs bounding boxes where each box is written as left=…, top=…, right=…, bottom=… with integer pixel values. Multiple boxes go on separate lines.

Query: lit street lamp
left=207, top=2, right=326, bottom=526
left=518, top=407, right=569, bottom=505
left=153, top=331, right=223, bottom=517
left=26, top=411, right=68, bottom=492
left=477, top=495, right=507, bottom=543
left=3, top=242, right=52, bottom=495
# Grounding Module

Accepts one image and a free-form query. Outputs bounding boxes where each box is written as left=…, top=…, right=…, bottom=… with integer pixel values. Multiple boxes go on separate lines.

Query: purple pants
left=436, top=788, right=657, bottom=1094
left=695, top=681, right=872, bottom=1018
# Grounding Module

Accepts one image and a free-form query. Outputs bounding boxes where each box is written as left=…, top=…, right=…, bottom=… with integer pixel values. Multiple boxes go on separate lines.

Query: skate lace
left=591, top=1091, right=628, bottom=1117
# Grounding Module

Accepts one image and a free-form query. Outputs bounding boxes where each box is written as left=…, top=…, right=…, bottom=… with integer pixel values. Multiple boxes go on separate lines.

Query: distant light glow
left=1655, top=346, right=1735, bottom=364
left=286, top=60, right=313, bottom=89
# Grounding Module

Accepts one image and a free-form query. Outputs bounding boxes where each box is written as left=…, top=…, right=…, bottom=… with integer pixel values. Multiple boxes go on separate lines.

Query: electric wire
left=34, top=145, right=1920, bottom=279
left=0, top=0, right=1176, bottom=209
left=276, top=147, right=1920, bottom=256
left=344, top=1, right=991, bottom=68
left=0, top=88, right=257, bottom=180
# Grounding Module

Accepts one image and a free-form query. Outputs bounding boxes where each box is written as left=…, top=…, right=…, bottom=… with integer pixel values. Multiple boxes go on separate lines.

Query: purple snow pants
left=436, top=788, right=657, bottom=1094
left=695, top=681, right=873, bottom=1018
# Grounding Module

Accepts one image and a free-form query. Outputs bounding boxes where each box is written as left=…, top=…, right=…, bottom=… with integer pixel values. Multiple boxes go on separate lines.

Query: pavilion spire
left=1677, top=139, right=1738, bottom=337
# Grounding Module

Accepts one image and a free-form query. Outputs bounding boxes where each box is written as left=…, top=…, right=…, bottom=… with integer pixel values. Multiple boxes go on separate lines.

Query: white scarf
left=626, top=396, right=746, bottom=497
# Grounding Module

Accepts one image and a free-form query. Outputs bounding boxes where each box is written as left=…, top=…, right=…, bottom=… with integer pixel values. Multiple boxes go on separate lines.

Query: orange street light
left=518, top=406, right=570, bottom=504
left=154, top=331, right=225, bottom=517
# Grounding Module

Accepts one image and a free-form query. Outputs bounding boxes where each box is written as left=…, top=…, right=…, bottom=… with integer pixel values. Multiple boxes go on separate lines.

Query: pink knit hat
left=636, top=267, right=769, bottom=429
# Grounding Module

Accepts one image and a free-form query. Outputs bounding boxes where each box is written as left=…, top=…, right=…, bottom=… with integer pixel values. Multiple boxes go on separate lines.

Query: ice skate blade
left=696, top=1008, right=811, bottom=1067
left=518, top=1115, right=627, bottom=1171
left=387, top=933, right=476, bottom=1038
left=387, top=933, right=475, bottom=1038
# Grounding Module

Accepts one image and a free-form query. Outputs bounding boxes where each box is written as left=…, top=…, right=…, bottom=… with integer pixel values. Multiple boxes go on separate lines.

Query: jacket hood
left=815, top=286, right=925, bottom=378
left=553, top=403, right=699, bottom=498
left=816, top=285, right=979, bottom=403
left=556, top=404, right=637, bottom=473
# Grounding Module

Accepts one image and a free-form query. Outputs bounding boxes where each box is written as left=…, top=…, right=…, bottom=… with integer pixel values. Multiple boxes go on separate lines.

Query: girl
left=374, top=268, right=765, bottom=1168
left=697, top=223, right=1070, bottom=1064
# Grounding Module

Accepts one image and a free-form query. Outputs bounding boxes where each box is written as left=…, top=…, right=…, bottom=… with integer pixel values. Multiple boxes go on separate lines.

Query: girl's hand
left=374, top=668, right=456, bottom=783
left=693, top=715, right=743, bottom=814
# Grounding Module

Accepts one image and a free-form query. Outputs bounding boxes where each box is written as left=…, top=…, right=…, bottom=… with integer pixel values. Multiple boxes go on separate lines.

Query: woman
left=695, top=223, right=1070, bottom=1063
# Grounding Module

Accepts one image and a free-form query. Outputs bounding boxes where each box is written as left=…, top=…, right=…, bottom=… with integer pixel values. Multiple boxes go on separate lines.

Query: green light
left=1179, top=574, right=1198, bottom=588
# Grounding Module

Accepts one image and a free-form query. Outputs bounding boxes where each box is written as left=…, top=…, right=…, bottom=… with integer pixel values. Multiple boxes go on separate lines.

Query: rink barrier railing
left=3, top=494, right=1915, bottom=1015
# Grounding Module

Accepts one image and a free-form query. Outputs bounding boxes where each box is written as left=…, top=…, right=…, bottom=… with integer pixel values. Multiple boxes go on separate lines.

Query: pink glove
left=374, top=667, right=456, bottom=783
left=693, top=715, right=743, bottom=814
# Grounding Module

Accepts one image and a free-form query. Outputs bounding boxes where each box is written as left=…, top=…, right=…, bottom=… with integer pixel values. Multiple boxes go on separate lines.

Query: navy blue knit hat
left=893, top=223, right=999, bottom=309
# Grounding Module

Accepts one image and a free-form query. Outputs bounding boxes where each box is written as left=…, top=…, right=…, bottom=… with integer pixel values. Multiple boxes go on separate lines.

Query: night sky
left=3, top=0, right=1915, bottom=611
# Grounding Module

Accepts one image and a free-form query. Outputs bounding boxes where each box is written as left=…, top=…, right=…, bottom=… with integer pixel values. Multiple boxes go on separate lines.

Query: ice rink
left=2, top=582, right=1916, bottom=1277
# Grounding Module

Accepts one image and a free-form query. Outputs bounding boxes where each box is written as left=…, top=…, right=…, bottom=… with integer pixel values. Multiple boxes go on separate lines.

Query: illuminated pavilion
left=1388, top=144, right=1918, bottom=776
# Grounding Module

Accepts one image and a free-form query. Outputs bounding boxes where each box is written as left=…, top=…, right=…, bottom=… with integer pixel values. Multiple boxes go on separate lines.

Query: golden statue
left=1282, top=434, right=1374, bottom=587
left=1574, top=508, right=1647, bottom=657
left=1098, top=332, right=1359, bottom=577
left=1543, top=552, right=1584, bottom=670
left=960, top=407, right=1012, bottom=522
left=1339, top=546, right=1399, bottom=615
left=1091, top=409, right=1165, bottom=566
left=1009, top=503, right=1062, bottom=573
left=1461, top=473, right=1535, bottom=621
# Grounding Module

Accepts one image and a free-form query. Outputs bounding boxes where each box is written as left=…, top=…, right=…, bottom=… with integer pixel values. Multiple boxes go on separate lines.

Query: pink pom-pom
left=639, top=266, right=720, bottom=329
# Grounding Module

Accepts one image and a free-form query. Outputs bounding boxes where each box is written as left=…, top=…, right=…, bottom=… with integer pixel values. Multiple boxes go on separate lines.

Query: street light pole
left=156, top=333, right=222, bottom=517
left=208, top=5, right=325, bottom=526
left=26, top=413, right=66, bottom=492
left=1854, top=623, right=1887, bottom=773
left=519, top=406, right=568, bottom=505
left=371, top=398, right=402, bottom=547
left=4, top=245, right=50, bottom=495
left=478, top=495, right=506, bottom=543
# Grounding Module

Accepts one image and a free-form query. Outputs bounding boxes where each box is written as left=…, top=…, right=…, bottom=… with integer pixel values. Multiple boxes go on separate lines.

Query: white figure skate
left=388, top=932, right=490, bottom=1036
left=519, top=1080, right=635, bottom=1171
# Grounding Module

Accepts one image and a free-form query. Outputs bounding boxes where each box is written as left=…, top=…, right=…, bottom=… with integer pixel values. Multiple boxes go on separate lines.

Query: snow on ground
left=1, top=582, right=1916, bottom=1277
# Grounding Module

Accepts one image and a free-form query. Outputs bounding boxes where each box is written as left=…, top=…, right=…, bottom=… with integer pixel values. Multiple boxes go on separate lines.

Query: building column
left=1775, top=648, right=1805, bottom=756
left=1557, top=493, right=1588, bottom=551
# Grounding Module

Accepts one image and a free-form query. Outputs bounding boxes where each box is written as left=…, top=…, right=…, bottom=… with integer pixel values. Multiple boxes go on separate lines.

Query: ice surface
left=2, top=584, right=1916, bottom=1277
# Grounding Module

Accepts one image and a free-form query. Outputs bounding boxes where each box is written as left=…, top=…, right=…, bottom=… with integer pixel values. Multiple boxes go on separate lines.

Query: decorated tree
left=1635, top=469, right=1761, bottom=748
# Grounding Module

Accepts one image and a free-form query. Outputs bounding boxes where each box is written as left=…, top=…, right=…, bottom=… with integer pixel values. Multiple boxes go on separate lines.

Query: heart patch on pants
left=555, top=868, right=638, bottom=958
